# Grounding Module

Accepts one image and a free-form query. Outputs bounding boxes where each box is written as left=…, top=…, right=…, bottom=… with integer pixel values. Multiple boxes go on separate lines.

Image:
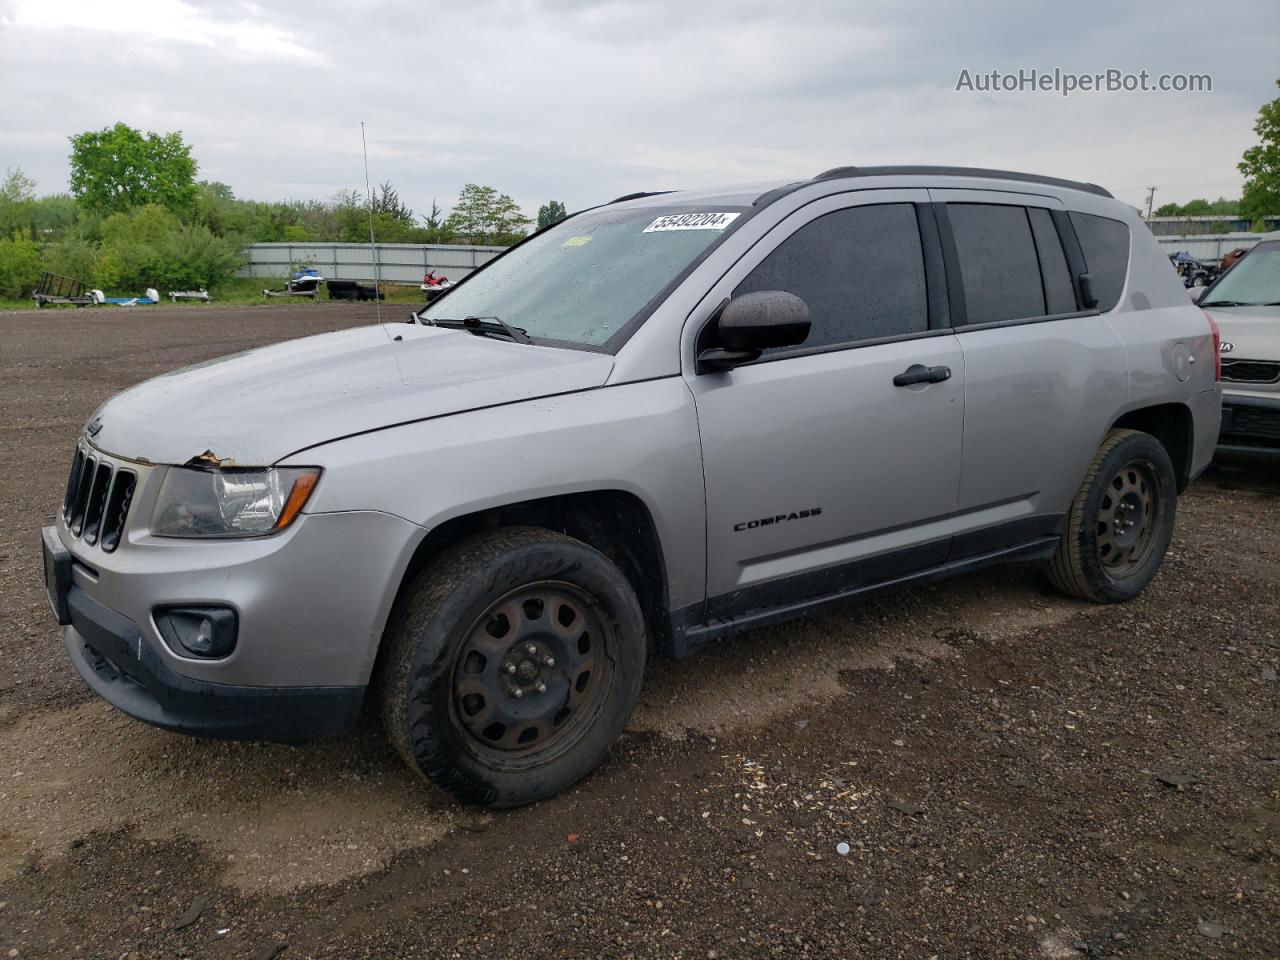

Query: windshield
left=419, top=205, right=748, bottom=349
left=1202, top=241, right=1280, bottom=306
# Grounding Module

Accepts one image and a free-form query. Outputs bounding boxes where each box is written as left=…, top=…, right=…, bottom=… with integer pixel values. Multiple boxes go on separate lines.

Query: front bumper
left=1219, top=393, right=1280, bottom=454
left=64, top=584, right=364, bottom=741
left=46, top=524, right=367, bottom=740
left=43, top=495, right=425, bottom=739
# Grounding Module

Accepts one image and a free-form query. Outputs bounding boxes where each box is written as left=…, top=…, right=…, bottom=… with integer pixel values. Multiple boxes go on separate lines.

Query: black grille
left=101, top=471, right=135, bottom=553
left=62, top=447, right=136, bottom=550
left=62, top=448, right=85, bottom=518
left=82, top=461, right=112, bottom=545
left=1222, top=405, right=1280, bottom=448
left=1222, top=359, right=1280, bottom=384
left=68, top=455, right=96, bottom=536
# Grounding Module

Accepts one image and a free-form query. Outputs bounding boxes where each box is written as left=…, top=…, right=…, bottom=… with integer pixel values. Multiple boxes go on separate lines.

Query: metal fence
left=237, top=242, right=507, bottom=284
left=1152, top=232, right=1268, bottom=261
left=1146, top=215, right=1280, bottom=237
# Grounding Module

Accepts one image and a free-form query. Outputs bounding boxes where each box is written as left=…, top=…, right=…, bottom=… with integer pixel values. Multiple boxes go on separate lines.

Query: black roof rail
left=752, top=182, right=808, bottom=207
left=608, top=190, right=677, bottom=204
left=811, top=165, right=1113, bottom=198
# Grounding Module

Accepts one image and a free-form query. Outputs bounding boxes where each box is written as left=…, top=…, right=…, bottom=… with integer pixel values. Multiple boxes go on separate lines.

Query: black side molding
left=665, top=517, right=1064, bottom=659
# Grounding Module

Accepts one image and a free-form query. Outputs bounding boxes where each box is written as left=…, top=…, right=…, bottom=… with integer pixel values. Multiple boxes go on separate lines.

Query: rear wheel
left=1047, top=429, right=1177, bottom=603
left=379, top=527, right=646, bottom=808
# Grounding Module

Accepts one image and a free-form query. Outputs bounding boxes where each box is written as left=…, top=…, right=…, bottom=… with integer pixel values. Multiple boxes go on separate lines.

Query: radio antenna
left=360, top=121, right=383, bottom=323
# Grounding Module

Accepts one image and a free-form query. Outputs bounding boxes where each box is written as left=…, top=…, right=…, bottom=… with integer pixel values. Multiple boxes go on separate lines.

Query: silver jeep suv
left=42, top=166, right=1221, bottom=807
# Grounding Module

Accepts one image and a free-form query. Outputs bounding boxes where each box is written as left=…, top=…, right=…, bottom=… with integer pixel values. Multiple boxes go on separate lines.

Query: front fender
left=289, top=379, right=707, bottom=613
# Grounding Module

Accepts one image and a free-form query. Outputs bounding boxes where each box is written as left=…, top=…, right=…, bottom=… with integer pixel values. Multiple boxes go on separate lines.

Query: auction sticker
left=643, top=212, right=740, bottom=233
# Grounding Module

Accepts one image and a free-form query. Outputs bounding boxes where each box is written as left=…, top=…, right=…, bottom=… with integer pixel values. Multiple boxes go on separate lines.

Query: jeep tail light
left=1202, top=309, right=1222, bottom=381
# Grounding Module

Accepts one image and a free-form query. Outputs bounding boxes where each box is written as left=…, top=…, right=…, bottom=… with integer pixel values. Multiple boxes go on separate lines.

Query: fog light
left=156, top=606, right=238, bottom=659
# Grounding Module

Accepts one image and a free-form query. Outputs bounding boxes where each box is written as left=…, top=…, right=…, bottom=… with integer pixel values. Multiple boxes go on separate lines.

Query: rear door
left=930, top=190, right=1127, bottom=554
left=684, top=191, right=966, bottom=618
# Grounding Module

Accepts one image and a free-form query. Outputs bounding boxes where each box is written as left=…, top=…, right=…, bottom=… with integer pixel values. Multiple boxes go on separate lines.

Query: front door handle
left=893, top=364, right=952, bottom=387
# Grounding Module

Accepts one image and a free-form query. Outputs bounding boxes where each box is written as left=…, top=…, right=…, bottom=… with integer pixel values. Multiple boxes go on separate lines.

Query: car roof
left=609, top=166, right=1114, bottom=212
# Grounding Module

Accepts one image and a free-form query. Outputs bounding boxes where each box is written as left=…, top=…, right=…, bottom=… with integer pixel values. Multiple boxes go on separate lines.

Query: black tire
left=1047, top=428, right=1177, bottom=603
left=379, top=527, right=646, bottom=808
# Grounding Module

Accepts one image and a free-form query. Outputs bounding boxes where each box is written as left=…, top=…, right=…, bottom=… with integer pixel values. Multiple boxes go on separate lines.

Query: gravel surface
left=0, top=305, right=1276, bottom=959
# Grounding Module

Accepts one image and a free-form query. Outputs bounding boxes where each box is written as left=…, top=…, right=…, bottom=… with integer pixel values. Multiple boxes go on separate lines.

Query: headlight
left=150, top=466, right=321, bottom=538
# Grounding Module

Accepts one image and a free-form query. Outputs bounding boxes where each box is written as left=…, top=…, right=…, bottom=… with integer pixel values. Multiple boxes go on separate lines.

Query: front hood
left=1205, top=305, right=1280, bottom=361
left=89, top=324, right=615, bottom=464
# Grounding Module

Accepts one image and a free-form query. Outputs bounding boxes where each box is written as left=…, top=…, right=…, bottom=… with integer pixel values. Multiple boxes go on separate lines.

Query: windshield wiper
left=1199, top=300, right=1249, bottom=307
left=421, top=315, right=532, bottom=344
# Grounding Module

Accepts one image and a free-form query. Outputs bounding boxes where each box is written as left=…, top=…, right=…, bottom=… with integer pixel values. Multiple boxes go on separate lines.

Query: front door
left=684, top=191, right=966, bottom=618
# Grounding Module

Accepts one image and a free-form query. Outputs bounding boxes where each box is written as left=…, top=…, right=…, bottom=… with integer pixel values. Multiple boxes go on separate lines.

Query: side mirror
left=1188, top=286, right=1209, bottom=303
left=697, top=291, right=810, bottom=373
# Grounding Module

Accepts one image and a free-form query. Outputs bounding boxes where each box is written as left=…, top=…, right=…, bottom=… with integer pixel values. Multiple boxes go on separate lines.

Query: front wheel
left=379, top=527, right=646, bottom=808
left=1047, top=429, right=1178, bottom=603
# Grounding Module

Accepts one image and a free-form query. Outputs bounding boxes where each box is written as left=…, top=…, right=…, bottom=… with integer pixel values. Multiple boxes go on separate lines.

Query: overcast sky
left=2, top=0, right=1277, bottom=219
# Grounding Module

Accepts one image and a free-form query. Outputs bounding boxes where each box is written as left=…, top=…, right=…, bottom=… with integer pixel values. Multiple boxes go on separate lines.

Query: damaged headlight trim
left=150, top=466, right=322, bottom=539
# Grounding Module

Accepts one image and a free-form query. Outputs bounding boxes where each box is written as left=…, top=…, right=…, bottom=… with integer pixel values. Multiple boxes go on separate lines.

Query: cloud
left=4, top=0, right=323, bottom=62
left=0, top=0, right=1276, bottom=217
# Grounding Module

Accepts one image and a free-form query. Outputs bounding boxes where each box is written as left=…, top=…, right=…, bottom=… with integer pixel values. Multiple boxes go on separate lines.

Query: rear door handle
left=893, top=364, right=952, bottom=387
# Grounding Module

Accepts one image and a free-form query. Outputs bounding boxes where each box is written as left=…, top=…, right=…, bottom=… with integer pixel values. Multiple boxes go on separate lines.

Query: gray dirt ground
left=0, top=304, right=1276, bottom=959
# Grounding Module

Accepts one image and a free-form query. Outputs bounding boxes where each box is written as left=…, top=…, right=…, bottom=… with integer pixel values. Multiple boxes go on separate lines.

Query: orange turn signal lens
left=275, top=471, right=320, bottom=530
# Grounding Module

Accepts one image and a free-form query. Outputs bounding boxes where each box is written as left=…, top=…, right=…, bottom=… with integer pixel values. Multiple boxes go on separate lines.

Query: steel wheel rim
left=449, top=581, right=615, bottom=765
left=1096, top=458, right=1160, bottom=578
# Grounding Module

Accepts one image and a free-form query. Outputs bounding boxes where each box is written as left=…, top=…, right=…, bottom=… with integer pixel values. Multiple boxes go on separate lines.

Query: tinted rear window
left=947, top=204, right=1045, bottom=324
left=1069, top=212, right=1130, bottom=312
left=1027, top=207, right=1077, bottom=314
left=734, top=203, right=928, bottom=351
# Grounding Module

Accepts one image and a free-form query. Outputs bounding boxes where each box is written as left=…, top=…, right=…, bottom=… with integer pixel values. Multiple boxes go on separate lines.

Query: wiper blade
left=421, top=315, right=532, bottom=344
left=1198, top=300, right=1248, bottom=307
left=463, top=315, right=532, bottom=344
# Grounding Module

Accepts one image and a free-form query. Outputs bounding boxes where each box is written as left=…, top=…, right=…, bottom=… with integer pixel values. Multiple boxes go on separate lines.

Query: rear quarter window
left=1069, top=212, right=1130, bottom=312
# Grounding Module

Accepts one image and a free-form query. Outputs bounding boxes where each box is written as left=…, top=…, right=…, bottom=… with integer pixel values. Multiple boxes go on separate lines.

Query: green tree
left=31, top=194, right=81, bottom=240
left=537, top=200, right=567, bottom=229
left=42, top=236, right=99, bottom=283
left=373, top=181, right=414, bottom=224
left=1152, top=196, right=1240, bottom=218
left=85, top=204, right=243, bottom=291
left=194, top=181, right=250, bottom=236
left=418, top=199, right=454, bottom=244
left=0, top=168, right=37, bottom=238
left=69, top=123, right=199, bottom=216
left=445, top=184, right=498, bottom=244
left=331, top=189, right=368, bottom=242
left=0, top=235, right=42, bottom=299
left=1239, top=79, right=1280, bottom=220
left=445, top=184, right=532, bottom=245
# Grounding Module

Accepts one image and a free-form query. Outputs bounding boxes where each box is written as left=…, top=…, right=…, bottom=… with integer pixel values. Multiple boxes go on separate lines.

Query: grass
left=0, top=278, right=428, bottom=312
